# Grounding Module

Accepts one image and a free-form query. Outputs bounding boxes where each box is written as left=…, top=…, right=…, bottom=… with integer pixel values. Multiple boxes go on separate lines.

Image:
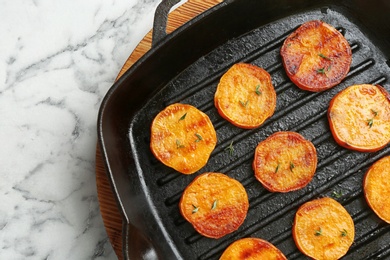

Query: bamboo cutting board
left=95, top=0, right=221, bottom=259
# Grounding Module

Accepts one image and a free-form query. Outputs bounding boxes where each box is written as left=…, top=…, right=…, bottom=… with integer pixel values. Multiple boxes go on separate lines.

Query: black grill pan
left=97, top=0, right=390, bottom=259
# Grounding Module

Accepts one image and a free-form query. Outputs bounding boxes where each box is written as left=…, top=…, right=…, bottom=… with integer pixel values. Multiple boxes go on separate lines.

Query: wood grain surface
left=95, top=0, right=221, bottom=259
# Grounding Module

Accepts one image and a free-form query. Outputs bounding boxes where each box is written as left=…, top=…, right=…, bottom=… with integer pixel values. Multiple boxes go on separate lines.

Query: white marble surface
left=0, top=0, right=181, bottom=259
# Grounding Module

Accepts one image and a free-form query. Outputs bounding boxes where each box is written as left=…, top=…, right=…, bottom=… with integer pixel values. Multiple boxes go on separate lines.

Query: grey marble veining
left=0, top=0, right=165, bottom=259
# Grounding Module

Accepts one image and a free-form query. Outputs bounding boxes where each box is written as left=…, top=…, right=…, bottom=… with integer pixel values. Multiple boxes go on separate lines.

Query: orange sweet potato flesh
left=281, top=20, right=352, bottom=92
left=328, top=84, right=390, bottom=152
left=253, top=131, right=317, bottom=192
left=293, top=197, right=355, bottom=260
left=220, top=238, right=287, bottom=260
left=150, top=103, right=217, bottom=174
left=179, top=172, right=249, bottom=239
left=363, top=156, right=390, bottom=223
left=214, top=63, right=276, bottom=129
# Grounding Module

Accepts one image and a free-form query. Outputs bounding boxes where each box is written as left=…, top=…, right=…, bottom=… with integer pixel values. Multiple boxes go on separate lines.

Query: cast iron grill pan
left=98, top=0, right=390, bottom=259
left=129, top=8, right=390, bottom=260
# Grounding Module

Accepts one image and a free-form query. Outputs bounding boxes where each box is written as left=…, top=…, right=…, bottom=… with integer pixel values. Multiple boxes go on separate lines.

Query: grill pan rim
left=97, top=0, right=390, bottom=259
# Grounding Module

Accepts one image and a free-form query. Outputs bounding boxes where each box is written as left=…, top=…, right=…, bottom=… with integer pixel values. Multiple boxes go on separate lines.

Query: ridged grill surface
left=130, top=7, right=390, bottom=260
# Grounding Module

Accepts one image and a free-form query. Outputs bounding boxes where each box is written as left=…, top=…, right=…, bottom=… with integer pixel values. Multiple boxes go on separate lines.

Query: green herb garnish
left=192, top=205, right=199, bottom=214
left=275, top=163, right=280, bottom=173
left=371, top=109, right=378, bottom=117
left=195, top=133, right=203, bottom=143
left=332, top=190, right=343, bottom=199
left=315, top=227, right=322, bottom=236
left=318, top=53, right=332, bottom=60
left=367, top=109, right=378, bottom=128
left=211, top=200, right=218, bottom=210
left=316, top=64, right=332, bottom=75
left=225, top=141, right=234, bottom=156
left=178, top=112, right=187, bottom=121
left=239, top=100, right=249, bottom=108
left=367, top=118, right=374, bottom=128
left=341, top=229, right=348, bottom=237
left=290, top=162, right=295, bottom=172
left=316, top=67, right=327, bottom=74
left=176, top=139, right=185, bottom=149
left=255, top=85, right=262, bottom=95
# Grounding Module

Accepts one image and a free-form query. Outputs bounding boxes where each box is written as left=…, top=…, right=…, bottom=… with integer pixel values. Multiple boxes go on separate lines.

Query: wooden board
left=95, top=0, right=221, bottom=259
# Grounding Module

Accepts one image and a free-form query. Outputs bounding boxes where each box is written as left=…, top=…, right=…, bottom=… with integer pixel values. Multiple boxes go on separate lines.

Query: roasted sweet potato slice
left=220, top=237, right=287, bottom=260
left=363, top=156, right=390, bottom=223
left=150, top=103, right=217, bottom=174
left=179, top=172, right=249, bottom=239
left=293, top=197, right=355, bottom=260
left=214, top=63, right=276, bottom=129
left=253, top=131, right=317, bottom=192
left=328, top=84, right=390, bottom=152
left=280, top=20, right=352, bottom=92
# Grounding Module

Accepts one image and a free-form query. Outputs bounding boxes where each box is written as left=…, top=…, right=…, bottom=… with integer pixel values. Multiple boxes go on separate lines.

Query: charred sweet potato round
left=280, top=20, right=352, bottom=92
left=293, top=197, right=355, bottom=260
left=150, top=103, right=217, bottom=174
left=328, top=84, right=390, bottom=152
left=253, top=131, right=317, bottom=192
left=214, top=63, right=276, bottom=129
left=179, top=172, right=249, bottom=239
left=363, top=156, right=390, bottom=223
left=220, top=237, right=287, bottom=260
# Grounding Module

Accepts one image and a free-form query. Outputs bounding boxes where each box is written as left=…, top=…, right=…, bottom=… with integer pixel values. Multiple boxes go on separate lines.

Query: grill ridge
left=348, top=224, right=390, bottom=257
left=366, top=246, right=390, bottom=260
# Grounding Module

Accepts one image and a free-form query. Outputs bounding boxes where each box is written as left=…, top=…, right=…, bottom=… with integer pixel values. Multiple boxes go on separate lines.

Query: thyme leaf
left=211, top=200, right=218, bottom=210
left=195, top=133, right=203, bottom=142
left=332, top=190, right=343, bottom=199
left=178, top=112, right=187, bottom=121
left=367, top=109, right=378, bottom=128
left=225, top=141, right=234, bottom=156
left=275, top=163, right=280, bottom=173
left=315, top=227, right=322, bottom=236
left=316, top=64, right=332, bottom=75
left=341, top=229, right=348, bottom=237
left=367, top=118, right=374, bottom=128
left=318, top=53, right=332, bottom=60
left=290, top=162, right=295, bottom=172
left=192, top=205, right=199, bottom=214
left=176, top=139, right=185, bottom=149
left=255, top=85, right=262, bottom=95
left=371, top=109, right=378, bottom=117
left=316, top=67, right=326, bottom=74
left=239, top=100, right=249, bottom=108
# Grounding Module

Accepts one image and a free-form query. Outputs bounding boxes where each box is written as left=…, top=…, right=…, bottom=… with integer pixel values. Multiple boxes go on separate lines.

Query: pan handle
left=151, top=0, right=223, bottom=47
left=123, top=222, right=159, bottom=260
left=152, top=0, right=181, bottom=47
